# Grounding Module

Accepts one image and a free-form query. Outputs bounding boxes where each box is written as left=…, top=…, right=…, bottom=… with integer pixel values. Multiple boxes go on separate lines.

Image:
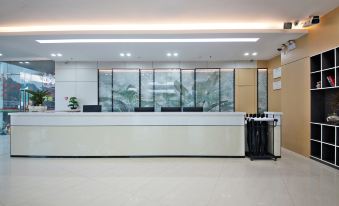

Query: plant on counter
left=68, top=97, right=79, bottom=110
left=26, top=89, right=49, bottom=106
left=26, top=89, right=49, bottom=112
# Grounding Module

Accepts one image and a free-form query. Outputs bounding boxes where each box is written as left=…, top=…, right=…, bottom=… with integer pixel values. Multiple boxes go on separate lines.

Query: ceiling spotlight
left=252, top=52, right=258, bottom=56
left=19, top=61, right=24, bottom=64
left=57, top=53, right=63, bottom=57
left=0, top=53, right=3, bottom=56
left=120, top=53, right=125, bottom=57
left=173, top=53, right=178, bottom=57
left=166, top=53, right=172, bottom=57
left=126, top=53, right=131, bottom=57
left=25, top=61, right=30, bottom=64
left=51, top=53, right=56, bottom=57
left=244, top=52, right=249, bottom=56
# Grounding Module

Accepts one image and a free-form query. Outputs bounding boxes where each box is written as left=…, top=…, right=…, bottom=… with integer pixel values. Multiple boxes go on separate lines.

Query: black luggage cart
left=246, top=114, right=278, bottom=161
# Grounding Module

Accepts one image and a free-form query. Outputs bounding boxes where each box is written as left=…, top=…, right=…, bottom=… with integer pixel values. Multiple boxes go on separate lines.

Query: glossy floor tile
left=0, top=135, right=338, bottom=206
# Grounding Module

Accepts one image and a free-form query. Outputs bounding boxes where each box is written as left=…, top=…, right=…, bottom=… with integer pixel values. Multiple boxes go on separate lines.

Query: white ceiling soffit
left=0, top=32, right=306, bottom=61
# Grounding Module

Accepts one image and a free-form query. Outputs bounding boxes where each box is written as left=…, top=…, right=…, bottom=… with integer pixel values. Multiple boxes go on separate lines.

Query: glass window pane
left=258, top=69, right=268, bottom=113
left=181, top=70, right=195, bottom=107
left=154, top=69, right=180, bottom=111
left=98, top=69, right=112, bottom=112
left=196, top=69, right=220, bottom=112
left=113, top=69, right=139, bottom=112
left=220, top=69, right=234, bottom=112
left=140, top=70, right=154, bottom=107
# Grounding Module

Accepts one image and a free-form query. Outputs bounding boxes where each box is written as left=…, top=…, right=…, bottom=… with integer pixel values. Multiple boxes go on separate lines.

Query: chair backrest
left=134, top=107, right=155, bottom=112
left=182, top=107, right=203, bottom=112
left=161, top=107, right=182, bottom=112
left=83, top=105, right=102, bottom=112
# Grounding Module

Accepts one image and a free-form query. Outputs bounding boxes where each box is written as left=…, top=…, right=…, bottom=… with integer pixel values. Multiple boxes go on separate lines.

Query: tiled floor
left=0, top=135, right=338, bottom=206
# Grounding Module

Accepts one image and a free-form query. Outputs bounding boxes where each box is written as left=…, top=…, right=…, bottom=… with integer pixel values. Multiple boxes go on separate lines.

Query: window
left=258, top=69, right=268, bottom=113
left=98, top=70, right=112, bottom=112
left=181, top=70, right=195, bottom=107
left=140, top=70, right=154, bottom=107
left=196, top=69, right=220, bottom=112
left=220, top=69, right=234, bottom=112
left=98, top=68, right=235, bottom=112
left=112, top=69, right=139, bottom=112
left=154, top=69, right=181, bottom=111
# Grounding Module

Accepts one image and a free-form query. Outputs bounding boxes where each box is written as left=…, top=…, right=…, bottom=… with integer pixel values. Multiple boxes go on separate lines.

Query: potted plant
left=67, top=97, right=79, bottom=111
left=26, top=89, right=49, bottom=112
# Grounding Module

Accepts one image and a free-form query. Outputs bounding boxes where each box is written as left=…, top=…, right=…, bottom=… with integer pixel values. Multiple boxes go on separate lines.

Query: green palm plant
left=68, top=97, right=79, bottom=110
left=26, top=89, right=49, bottom=106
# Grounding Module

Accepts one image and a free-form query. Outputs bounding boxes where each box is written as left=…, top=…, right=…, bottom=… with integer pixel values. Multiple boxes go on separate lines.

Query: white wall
left=55, top=60, right=257, bottom=111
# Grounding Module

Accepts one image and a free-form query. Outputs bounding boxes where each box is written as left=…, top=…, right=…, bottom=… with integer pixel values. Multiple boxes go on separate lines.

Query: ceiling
left=0, top=33, right=306, bottom=61
left=0, top=0, right=338, bottom=62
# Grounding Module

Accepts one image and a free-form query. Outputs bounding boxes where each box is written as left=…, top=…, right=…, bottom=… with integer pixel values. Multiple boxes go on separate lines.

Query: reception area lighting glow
left=0, top=23, right=283, bottom=33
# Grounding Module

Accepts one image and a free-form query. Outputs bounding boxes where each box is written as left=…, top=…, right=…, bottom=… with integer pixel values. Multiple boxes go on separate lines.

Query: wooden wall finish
left=281, top=58, right=310, bottom=156
left=235, top=69, right=258, bottom=113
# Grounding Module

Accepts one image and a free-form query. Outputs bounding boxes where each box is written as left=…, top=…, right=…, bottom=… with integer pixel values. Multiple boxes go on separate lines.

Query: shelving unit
left=310, top=46, right=339, bottom=169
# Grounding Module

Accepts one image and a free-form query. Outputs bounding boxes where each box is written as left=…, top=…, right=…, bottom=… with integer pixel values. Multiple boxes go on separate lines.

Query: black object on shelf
left=83, top=105, right=102, bottom=112
left=246, top=114, right=278, bottom=161
left=134, top=107, right=155, bottom=112
left=161, top=107, right=181, bottom=112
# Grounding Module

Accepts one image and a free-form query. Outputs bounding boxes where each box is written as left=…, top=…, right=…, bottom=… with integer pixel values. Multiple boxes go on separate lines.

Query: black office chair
left=134, top=107, right=155, bottom=112
left=182, top=107, right=203, bottom=112
left=161, top=107, right=182, bottom=112
left=83, top=105, right=102, bottom=112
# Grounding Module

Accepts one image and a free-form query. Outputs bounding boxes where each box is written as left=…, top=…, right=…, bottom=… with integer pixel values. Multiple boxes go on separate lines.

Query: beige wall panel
left=257, top=60, right=268, bottom=68
left=235, top=85, right=257, bottom=113
left=267, top=55, right=282, bottom=112
left=235, top=69, right=257, bottom=86
left=281, top=58, right=310, bottom=156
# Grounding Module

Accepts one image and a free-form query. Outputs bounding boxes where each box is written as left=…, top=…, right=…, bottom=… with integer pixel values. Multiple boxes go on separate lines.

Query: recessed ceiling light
left=36, top=38, right=260, bottom=44
left=252, top=52, right=258, bottom=56
left=167, top=53, right=172, bottom=57
left=0, top=53, right=2, bottom=56
left=244, top=52, right=249, bottom=56
left=19, top=61, right=24, bottom=64
left=57, top=53, right=63, bottom=57
left=51, top=53, right=56, bottom=57
left=173, top=53, right=178, bottom=57
left=126, top=53, right=131, bottom=57
left=25, top=61, right=30, bottom=64
left=120, top=53, right=125, bottom=57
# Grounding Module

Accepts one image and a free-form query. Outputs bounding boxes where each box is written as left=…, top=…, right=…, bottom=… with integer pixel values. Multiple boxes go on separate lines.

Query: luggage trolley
left=246, top=114, right=278, bottom=161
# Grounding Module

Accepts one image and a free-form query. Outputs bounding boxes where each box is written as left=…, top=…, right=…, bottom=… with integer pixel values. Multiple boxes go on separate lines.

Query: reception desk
left=9, top=112, right=246, bottom=157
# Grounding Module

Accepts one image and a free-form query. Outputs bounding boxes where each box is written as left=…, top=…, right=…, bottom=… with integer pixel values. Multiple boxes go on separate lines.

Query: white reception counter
left=10, top=112, right=246, bottom=157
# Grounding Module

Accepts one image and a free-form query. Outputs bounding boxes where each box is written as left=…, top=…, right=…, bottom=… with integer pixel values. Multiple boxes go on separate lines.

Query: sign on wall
left=273, top=80, right=281, bottom=90
left=273, top=67, right=282, bottom=79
